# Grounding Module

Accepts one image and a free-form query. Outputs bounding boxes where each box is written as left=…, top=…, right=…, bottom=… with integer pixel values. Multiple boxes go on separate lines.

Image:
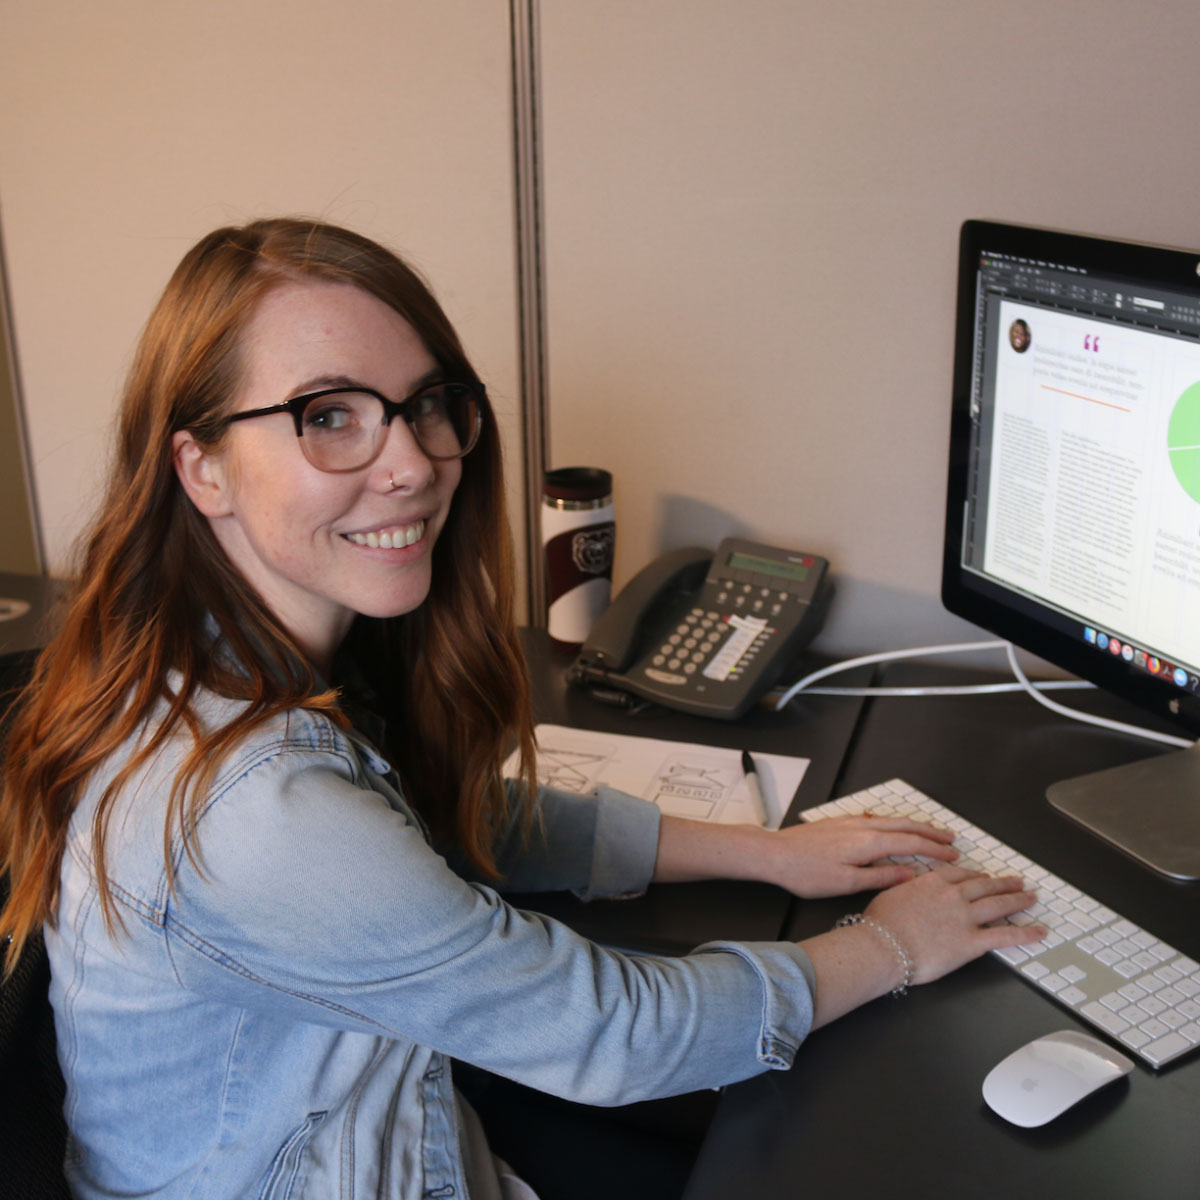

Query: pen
left=740, top=749, right=768, bottom=826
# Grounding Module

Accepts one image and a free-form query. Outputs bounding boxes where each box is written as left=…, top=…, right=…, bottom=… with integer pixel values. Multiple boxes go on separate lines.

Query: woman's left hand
left=654, top=812, right=958, bottom=898
left=759, top=815, right=959, bottom=897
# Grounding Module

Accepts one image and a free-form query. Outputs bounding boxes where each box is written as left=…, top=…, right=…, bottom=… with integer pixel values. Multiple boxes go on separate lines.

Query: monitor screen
left=942, top=220, right=1200, bottom=740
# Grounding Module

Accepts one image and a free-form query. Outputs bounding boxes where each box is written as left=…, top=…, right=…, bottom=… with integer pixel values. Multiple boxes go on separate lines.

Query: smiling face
left=172, top=278, right=462, bottom=672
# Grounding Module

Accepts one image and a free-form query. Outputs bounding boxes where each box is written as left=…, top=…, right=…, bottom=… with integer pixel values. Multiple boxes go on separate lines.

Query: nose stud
left=388, top=472, right=395, bottom=490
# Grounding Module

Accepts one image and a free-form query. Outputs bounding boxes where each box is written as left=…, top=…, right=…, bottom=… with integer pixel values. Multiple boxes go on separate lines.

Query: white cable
left=791, top=680, right=1091, bottom=697
left=773, top=639, right=1014, bottom=710
left=1004, top=642, right=1194, bottom=749
left=772, top=636, right=1194, bottom=749
left=772, top=638, right=1195, bottom=748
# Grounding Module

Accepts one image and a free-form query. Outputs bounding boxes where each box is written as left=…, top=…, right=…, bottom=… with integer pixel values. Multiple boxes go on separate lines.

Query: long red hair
left=0, top=218, right=536, bottom=968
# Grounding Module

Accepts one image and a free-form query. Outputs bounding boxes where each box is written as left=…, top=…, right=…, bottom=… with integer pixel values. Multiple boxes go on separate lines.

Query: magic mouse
left=982, top=1030, right=1135, bottom=1127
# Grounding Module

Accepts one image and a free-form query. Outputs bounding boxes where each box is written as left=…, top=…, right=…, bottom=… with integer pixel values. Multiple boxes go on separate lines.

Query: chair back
left=0, top=872, right=70, bottom=1199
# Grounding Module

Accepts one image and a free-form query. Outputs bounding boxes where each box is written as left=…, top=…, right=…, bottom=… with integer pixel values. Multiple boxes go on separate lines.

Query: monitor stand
left=1047, top=741, right=1200, bottom=883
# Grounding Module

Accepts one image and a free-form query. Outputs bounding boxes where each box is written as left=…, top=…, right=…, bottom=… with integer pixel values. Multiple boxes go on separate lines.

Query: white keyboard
left=801, top=779, right=1200, bottom=1069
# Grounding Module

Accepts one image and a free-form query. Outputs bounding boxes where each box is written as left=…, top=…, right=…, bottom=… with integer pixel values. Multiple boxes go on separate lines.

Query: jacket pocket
left=258, top=1110, right=329, bottom=1200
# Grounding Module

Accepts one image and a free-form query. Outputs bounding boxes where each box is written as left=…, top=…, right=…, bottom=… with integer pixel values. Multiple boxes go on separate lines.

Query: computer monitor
left=942, top=219, right=1200, bottom=881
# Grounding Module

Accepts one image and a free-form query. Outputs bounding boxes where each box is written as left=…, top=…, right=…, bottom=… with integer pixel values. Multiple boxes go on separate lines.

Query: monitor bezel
left=941, top=219, right=1200, bottom=738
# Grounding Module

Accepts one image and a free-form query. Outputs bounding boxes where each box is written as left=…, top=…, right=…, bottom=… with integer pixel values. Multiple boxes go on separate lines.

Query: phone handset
left=572, top=546, right=713, bottom=674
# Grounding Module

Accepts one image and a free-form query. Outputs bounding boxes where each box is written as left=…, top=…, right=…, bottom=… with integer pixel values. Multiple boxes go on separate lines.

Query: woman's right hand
left=865, top=865, right=1045, bottom=985
left=798, top=866, right=1046, bottom=1028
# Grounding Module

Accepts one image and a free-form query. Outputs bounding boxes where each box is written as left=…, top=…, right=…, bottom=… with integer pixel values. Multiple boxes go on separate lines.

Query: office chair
left=0, top=872, right=70, bottom=1199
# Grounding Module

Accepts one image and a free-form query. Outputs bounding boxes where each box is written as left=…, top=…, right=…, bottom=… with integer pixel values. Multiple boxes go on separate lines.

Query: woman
left=0, top=218, right=1044, bottom=1199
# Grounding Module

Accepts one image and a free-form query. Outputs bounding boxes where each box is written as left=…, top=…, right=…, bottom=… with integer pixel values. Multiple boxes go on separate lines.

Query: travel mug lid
left=543, top=467, right=612, bottom=503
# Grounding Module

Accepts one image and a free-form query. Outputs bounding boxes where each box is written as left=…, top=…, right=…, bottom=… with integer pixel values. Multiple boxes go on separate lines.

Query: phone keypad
left=648, top=606, right=781, bottom=685
left=652, top=608, right=727, bottom=675
left=642, top=555, right=817, bottom=692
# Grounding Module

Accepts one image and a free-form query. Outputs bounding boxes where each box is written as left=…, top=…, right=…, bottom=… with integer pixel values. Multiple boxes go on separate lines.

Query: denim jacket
left=46, top=690, right=816, bottom=1198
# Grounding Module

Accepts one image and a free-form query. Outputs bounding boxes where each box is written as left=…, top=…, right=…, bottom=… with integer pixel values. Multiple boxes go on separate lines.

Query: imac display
left=942, top=220, right=1200, bottom=879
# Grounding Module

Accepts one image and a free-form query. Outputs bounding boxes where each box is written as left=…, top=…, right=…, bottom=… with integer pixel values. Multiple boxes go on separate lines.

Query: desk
left=0, top=571, right=62, bottom=658
left=683, top=663, right=1200, bottom=1199
left=0, top=571, right=64, bottom=704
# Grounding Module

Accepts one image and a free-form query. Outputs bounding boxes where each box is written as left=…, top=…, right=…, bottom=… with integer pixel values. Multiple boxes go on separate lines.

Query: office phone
left=567, top=537, right=830, bottom=719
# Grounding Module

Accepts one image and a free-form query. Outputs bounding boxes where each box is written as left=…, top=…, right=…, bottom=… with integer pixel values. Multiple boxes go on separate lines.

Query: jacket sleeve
left=159, top=742, right=816, bottom=1105
left=471, top=780, right=661, bottom=900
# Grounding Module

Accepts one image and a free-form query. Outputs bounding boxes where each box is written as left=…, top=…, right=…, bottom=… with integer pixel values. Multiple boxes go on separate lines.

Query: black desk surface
left=0, top=571, right=63, bottom=661
left=0, top=571, right=65, bottom=703
left=683, top=663, right=1200, bottom=1199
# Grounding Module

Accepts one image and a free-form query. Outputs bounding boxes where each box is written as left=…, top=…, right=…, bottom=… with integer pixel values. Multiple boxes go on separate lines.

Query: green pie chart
left=1168, top=382, right=1200, bottom=503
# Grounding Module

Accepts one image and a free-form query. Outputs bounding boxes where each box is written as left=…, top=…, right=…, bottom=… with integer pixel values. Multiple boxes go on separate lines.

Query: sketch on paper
left=508, top=724, right=809, bottom=829
left=648, top=754, right=739, bottom=821
left=531, top=732, right=617, bottom=794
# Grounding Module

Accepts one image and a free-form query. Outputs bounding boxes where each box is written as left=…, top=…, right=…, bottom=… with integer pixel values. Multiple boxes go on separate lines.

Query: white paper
left=504, top=723, right=809, bottom=830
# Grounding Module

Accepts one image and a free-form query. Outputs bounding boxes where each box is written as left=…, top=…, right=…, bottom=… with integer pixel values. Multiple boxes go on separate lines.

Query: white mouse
left=982, top=1030, right=1135, bottom=1127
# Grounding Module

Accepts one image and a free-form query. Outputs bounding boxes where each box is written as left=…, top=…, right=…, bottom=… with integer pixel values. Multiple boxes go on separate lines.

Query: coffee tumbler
left=542, top=467, right=615, bottom=646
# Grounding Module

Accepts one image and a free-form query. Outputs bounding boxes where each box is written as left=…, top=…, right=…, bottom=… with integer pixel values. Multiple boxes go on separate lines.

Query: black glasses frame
left=221, top=379, right=485, bottom=468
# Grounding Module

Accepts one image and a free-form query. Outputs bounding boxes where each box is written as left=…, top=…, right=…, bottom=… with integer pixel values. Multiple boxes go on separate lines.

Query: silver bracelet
left=835, top=913, right=915, bottom=997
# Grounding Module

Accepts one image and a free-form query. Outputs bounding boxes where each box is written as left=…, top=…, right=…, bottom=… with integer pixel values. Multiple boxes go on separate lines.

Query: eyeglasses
left=220, top=379, right=484, bottom=472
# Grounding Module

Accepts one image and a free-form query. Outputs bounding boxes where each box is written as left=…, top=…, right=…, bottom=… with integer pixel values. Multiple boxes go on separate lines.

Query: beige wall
left=0, top=0, right=522, bottom=584
left=540, top=0, right=1200, bottom=654
left=4, top=1, right=1200, bottom=657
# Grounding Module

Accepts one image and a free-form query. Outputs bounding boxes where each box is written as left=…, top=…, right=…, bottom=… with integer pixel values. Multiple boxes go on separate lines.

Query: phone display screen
left=726, top=552, right=810, bottom=582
